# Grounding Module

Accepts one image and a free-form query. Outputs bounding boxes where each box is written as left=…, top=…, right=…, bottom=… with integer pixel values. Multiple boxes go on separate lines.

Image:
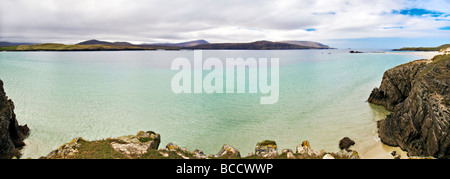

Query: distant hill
left=1, top=40, right=332, bottom=51
left=393, top=44, right=450, bottom=51
left=148, top=40, right=209, bottom=47
left=0, top=41, right=36, bottom=47
left=186, top=40, right=329, bottom=50
left=77, top=39, right=134, bottom=46
left=0, top=43, right=153, bottom=51
left=280, top=41, right=330, bottom=49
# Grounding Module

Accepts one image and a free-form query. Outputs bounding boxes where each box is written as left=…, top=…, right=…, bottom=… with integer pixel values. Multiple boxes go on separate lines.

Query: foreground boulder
left=0, top=79, right=29, bottom=159
left=214, top=144, right=241, bottom=158
left=110, top=131, right=160, bottom=156
left=296, top=140, right=318, bottom=156
left=339, top=137, right=355, bottom=151
left=368, top=55, right=450, bottom=158
left=255, top=140, right=278, bottom=158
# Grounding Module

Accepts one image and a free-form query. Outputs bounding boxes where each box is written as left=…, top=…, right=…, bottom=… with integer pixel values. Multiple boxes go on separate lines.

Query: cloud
left=0, top=0, right=449, bottom=44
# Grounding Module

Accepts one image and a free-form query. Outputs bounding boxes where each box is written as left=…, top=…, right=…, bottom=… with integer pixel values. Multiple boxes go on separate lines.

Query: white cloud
left=0, top=0, right=449, bottom=44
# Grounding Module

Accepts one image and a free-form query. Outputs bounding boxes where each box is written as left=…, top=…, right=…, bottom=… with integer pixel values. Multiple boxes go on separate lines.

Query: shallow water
left=0, top=50, right=421, bottom=158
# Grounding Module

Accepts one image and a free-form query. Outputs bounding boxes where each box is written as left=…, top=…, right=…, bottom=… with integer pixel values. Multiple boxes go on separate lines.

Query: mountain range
left=143, top=40, right=210, bottom=47
left=0, top=39, right=332, bottom=51
left=79, top=39, right=331, bottom=50
left=0, top=42, right=36, bottom=47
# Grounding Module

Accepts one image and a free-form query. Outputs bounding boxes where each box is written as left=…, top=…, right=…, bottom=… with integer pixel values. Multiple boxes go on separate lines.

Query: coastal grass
left=0, top=46, right=19, bottom=51
left=3, top=43, right=153, bottom=51
left=394, top=44, right=450, bottom=51
left=45, top=138, right=196, bottom=159
left=420, top=54, right=450, bottom=80
left=68, top=139, right=128, bottom=159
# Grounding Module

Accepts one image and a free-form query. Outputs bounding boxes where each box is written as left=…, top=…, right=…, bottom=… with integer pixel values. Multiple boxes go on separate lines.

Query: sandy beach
left=356, top=139, right=409, bottom=159
left=386, top=51, right=441, bottom=60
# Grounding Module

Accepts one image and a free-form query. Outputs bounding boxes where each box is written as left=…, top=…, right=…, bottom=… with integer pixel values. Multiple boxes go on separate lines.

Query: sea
left=0, top=49, right=423, bottom=158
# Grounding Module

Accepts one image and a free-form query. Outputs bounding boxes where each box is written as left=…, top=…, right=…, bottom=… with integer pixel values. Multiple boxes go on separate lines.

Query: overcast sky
left=0, top=0, right=449, bottom=48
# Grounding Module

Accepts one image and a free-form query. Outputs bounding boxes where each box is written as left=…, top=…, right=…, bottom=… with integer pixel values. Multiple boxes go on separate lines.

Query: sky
left=0, top=0, right=449, bottom=49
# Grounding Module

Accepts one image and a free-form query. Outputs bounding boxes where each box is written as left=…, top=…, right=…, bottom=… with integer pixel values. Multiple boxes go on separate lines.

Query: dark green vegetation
left=0, top=43, right=153, bottom=51
left=393, top=44, right=450, bottom=51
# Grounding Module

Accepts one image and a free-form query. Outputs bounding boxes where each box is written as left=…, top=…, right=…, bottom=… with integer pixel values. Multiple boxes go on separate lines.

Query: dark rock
left=339, top=137, right=356, bottom=151
left=350, top=50, right=363, bottom=53
left=391, top=151, right=401, bottom=159
left=368, top=60, right=427, bottom=111
left=369, top=55, right=450, bottom=158
left=0, top=79, right=29, bottom=159
left=391, top=151, right=396, bottom=156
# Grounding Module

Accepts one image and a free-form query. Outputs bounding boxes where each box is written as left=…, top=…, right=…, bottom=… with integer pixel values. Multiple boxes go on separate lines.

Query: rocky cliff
left=368, top=54, right=450, bottom=158
left=0, top=79, right=29, bottom=159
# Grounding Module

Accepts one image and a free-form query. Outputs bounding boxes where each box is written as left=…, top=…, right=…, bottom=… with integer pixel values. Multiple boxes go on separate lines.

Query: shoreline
left=356, top=138, right=409, bottom=159
left=367, top=54, right=449, bottom=158
left=357, top=51, right=442, bottom=159
left=385, top=51, right=441, bottom=60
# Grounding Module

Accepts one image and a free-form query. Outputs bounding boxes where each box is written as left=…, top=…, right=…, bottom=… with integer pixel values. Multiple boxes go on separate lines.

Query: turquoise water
left=0, top=50, right=420, bottom=158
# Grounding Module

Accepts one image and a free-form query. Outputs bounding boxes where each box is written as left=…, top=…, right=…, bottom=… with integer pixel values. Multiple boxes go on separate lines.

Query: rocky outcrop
left=44, top=137, right=83, bottom=159
left=42, top=131, right=360, bottom=159
left=368, top=55, right=450, bottom=158
left=45, top=131, right=160, bottom=159
left=0, top=79, right=29, bottom=159
left=110, top=131, right=160, bottom=156
left=255, top=140, right=278, bottom=158
left=214, top=144, right=241, bottom=158
left=296, top=140, right=317, bottom=156
left=368, top=60, right=428, bottom=111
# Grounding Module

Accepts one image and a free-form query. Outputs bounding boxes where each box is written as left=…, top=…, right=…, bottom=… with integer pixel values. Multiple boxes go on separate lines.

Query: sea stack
left=0, top=79, right=29, bottom=159
left=368, top=54, right=450, bottom=158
